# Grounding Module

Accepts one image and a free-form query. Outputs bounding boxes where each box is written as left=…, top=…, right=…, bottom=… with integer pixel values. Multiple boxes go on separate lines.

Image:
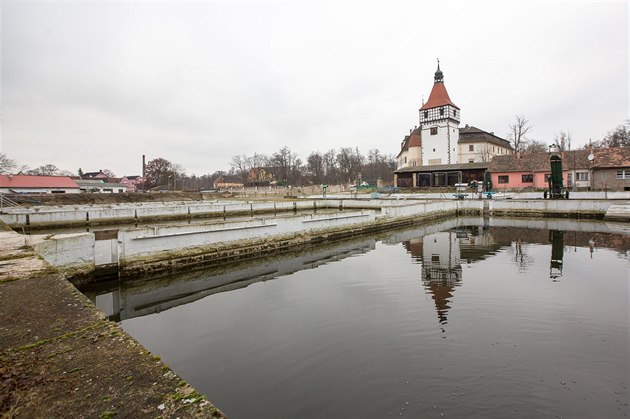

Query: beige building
left=458, top=125, right=512, bottom=163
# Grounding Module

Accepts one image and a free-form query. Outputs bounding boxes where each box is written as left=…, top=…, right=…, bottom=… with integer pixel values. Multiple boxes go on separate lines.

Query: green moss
left=101, top=410, right=117, bottom=418
left=15, top=320, right=104, bottom=351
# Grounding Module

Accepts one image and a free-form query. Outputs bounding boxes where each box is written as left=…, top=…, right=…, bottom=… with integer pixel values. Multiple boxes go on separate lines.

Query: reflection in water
left=403, top=226, right=501, bottom=327
left=549, top=230, right=564, bottom=280
left=82, top=237, right=378, bottom=321
left=78, top=218, right=630, bottom=419
left=81, top=218, right=630, bottom=325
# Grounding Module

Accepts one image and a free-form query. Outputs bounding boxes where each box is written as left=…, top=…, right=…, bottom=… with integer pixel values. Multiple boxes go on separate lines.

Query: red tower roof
left=419, top=61, right=459, bottom=111
left=419, top=82, right=459, bottom=111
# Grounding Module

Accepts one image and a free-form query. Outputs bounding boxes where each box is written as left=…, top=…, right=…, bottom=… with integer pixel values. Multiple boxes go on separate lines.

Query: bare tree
left=523, top=139, right=548, bottom=154
left=336, top=147, right=364, bottom=183
left=102, top=169, right=116, bottom=178
left=0, top=153, right=16, bottom=174
left=594, top=122, right=630, bottom=148
left=553, top=131, right=572, bottom=151
left=27, top=164, right=64, bottom=176
left=144, top=158, right=174, bottom=189
left=323, top=149, right=337, bottom=183
left=229, top=154, right=251, bottom=184
left=508, top=115, right=532, bottom=153
left=306, top=151, right=325, bottom=184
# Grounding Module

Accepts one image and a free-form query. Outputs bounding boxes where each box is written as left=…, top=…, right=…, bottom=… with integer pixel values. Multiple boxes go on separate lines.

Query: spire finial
left=434, top=58, right=444, bottom=83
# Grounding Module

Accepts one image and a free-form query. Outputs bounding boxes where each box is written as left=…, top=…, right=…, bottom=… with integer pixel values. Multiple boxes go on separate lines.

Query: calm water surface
left=84, top=218, right=629, bottom=418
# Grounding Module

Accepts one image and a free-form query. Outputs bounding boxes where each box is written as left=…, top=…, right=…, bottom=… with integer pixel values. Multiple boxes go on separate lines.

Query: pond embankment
left=0, top=222, right=225, bottom=418
left=11, top=197, right=626, bottom=281
left=1, top=195, right=628, bottom=417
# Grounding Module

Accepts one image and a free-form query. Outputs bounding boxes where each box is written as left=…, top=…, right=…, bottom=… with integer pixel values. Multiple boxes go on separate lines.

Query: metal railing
left=0, top=193, right=26, bottom=212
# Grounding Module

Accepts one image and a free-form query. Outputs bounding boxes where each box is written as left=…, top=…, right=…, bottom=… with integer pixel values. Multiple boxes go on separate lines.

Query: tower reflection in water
left=403, top=226, right=500, bottom=328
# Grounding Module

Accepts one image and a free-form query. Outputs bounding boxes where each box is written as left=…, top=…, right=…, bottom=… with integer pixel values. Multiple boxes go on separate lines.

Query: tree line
left=135, top=147, right=395, bottom=190
left=508, top=116, right=629, bottom=154
left=1, top=120, right=627, bottom=189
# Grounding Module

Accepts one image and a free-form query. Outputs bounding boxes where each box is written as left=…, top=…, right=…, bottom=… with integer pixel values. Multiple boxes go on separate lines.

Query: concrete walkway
left=0, top=223, right=225, bottom=418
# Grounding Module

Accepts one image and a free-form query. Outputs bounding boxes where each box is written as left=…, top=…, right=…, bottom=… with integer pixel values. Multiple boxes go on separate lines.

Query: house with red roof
left=487, top=146, right=630, bottom=192
left=0, top=175, right=80, bottom=194
left=589, top=146, right=630, bottom=191
left=119, top=175, right=144, bottom=192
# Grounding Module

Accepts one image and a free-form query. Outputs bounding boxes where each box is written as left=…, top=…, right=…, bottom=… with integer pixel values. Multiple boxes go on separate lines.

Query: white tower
left=419, top=61, right=460, bottom=165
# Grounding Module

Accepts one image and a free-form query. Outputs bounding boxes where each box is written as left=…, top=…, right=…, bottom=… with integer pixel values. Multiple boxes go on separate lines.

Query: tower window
left=440, top=107, right=444, bottom=116
left=424, top=111, right=428, bottom=119
left=430, top=127, right=438, bottom=135
left=453, top=110, right=457, bottom=117
left=468, top=144, right=474, bottom=151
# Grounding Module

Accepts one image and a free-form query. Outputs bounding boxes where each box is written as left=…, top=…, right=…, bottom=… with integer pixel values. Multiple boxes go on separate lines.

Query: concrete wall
left=119, top=210, right=375, bottom=260
left=32, top=233, right=95, bottom=272
left=592, top=168, right=630, bottom=191
left=3, top=193, right=630, bottom=228
left=487, top=199, right=620, bottom=215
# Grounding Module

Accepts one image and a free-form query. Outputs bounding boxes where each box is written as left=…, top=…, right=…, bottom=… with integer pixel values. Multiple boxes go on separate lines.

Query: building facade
left=395, top=62, right=512, bottom=188
left=487, top=147, right=630, bottom=192
left=0, top=175, right=81, bottom=194
left=458, top=125, right=512, bottom=163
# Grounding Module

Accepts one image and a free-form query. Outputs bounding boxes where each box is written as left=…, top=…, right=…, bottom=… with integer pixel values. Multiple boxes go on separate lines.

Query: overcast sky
left=1, top=0, right=628, bottom=177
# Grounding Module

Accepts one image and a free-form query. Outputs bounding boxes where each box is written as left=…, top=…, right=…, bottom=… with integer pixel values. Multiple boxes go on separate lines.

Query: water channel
left=80, top=217, right=629, bottom=418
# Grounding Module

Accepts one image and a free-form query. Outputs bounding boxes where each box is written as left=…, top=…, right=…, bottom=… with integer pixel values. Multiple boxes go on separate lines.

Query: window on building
left=430, top=127, right=438, bottom=135
left=576, top=172, right=589, bottom=181
left=544, top=173, right=551, bottom=182
left=453, top=109, right=457, bottom=117
left=498, top=175, right=509, bottom=184
left=521, top=174, right=533, bottom=183
left=616, top=170, right=630, bottom=179
left=439, top=107, right=444, bottom=116
left=468, top=144, right=474, bottom=151
left=469, top=159, right=475, bottom=163
left=404, top=157, right=407, bottom=163
left=424, top=111, right=428, bottom=119
left=433, top=148, right=436, bottom=152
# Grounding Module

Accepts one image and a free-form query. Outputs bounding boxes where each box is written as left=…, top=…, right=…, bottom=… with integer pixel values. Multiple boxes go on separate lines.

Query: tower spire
left=434, top=58, right=444, bottom=83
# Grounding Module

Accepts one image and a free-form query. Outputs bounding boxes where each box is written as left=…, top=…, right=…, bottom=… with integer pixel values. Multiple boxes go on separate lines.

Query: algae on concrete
left=0, top=225, right=226, bottom=418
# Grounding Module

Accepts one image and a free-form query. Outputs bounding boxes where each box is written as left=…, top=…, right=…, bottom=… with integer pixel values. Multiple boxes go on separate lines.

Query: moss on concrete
left=0, top=225, right=226, bottom=418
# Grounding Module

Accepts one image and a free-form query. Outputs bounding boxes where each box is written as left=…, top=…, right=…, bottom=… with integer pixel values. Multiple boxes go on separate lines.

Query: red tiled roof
left=488, top=149, right=592, bottom=173
left=419, top=82, right=459, bottom=111
left=408, top=132, right=422, bottom=147
left=0, top=175, right=80, bottom=189
left=592, top=146, right=630, bottom=168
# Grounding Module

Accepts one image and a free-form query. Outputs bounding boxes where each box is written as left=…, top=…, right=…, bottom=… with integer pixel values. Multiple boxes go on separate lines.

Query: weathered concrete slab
left=0, top=225, right=225, bottom=418
left=604, top=204, right=630, bottom=221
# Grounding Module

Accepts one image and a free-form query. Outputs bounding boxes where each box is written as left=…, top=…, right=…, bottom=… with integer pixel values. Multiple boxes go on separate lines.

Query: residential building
left=213, top=175, right=244, bottom=190
left=75, top=179, right=127, bottom=193
left=589, top=146, right=630, bottom=191
left=0, top=175, right=80, bottom=194
left=82, top=170, right=109, bottom=179
left=120, top=175, right=144, bottom=192
left=458, top=125, right=512, bottom=163
left=247, top=168, right=275, bottom=187
left=486, top=148, right=630, bottom=191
